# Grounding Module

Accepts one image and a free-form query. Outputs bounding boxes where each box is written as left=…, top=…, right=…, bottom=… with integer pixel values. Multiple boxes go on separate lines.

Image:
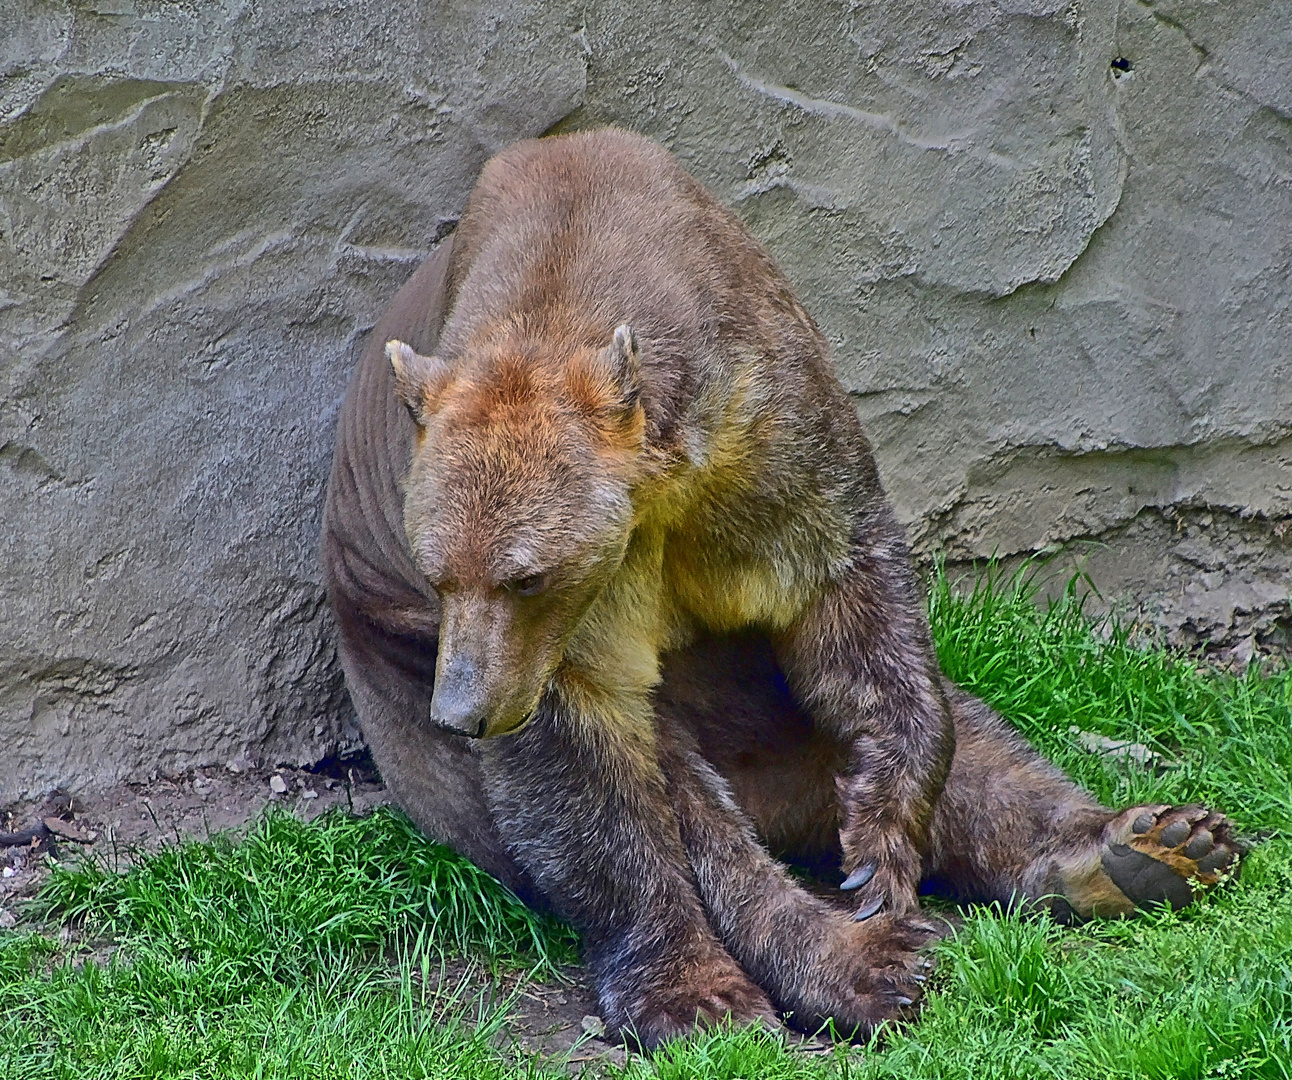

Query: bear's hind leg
left=926, top=684, right=1242, bottom=919
left=658, top=635, right=1240, bottom=925
left=481, top=683, right=776, bottom=1047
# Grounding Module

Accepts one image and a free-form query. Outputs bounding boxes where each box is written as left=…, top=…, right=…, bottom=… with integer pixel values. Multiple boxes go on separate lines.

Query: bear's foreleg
left=656, top=719, right=945, bottom=1035
left=479, top=684, right=776, bottom=1047
left=774, top=518, right=955, bottom=918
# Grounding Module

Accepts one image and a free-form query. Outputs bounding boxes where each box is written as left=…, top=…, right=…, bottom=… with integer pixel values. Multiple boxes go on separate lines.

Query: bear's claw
left=841, top=861, right=877, bottom=891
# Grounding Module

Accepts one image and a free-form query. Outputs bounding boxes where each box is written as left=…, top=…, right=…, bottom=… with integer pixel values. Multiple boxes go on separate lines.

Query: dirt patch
left=0, top=754, right=389, bottom=924
left=435, top=962, right=630, bottom=1069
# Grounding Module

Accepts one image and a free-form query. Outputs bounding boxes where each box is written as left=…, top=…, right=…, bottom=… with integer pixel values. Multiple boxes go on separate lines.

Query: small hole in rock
left=1111, top=57, right=1133, bottom=75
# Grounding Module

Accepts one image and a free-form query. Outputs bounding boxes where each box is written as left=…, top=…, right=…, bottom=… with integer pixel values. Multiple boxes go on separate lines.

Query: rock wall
left=3, top=0, right=1288, bottom=800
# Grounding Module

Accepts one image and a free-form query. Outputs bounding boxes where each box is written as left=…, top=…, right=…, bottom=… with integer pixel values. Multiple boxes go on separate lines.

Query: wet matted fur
left=321, top=130, right=1240, bottom=1046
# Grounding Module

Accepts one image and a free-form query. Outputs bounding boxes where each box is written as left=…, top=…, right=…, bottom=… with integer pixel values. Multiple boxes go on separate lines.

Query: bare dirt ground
left=0, top=755, right=390, bottom=921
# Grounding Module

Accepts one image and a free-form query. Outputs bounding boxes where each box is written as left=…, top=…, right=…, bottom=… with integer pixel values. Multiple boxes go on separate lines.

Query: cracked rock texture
left=2, top=0, right=1288, bottom=800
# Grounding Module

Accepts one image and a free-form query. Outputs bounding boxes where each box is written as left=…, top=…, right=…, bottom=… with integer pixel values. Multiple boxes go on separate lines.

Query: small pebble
left=269, top=775, right=288, bottom=794
left=301, top=789, right=318, bottom=800
left=0, top=910, right=16, bottom=928
left=580, top=1014, right=606, bottom=1038
left=2, top=867, right=14, bottom=878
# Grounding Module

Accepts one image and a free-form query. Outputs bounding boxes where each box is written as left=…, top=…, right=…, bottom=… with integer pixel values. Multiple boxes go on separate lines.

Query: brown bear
left=322, top=128, right=1240, bottom=1047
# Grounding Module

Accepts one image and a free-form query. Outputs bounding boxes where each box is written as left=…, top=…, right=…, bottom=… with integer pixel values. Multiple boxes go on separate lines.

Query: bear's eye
left=506, top=573, right=546, bottom=597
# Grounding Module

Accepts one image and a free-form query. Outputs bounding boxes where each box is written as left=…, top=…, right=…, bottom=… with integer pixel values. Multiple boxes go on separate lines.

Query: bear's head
left=388, top=324, right=648, bottom=738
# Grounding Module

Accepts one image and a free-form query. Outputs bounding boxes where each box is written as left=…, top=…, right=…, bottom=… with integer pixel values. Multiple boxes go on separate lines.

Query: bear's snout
left=430, top=593, right=541, bottom=739
left=428, top=667, right=489, bottom=738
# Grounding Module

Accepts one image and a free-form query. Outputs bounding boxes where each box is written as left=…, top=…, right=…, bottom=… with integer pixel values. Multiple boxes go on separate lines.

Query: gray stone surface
left=2, top=0, right=1288, bottom=800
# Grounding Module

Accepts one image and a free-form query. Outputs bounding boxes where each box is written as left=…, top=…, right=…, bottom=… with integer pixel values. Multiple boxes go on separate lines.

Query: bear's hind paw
left=616, top=964, right=779, bottom=1048
left=1099, top=803, right=1241, bottom=911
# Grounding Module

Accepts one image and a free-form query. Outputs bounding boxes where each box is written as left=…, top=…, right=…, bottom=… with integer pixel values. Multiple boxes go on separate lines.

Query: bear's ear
left=597, top=323, right=642, bottom=411
left=386, top=340, right=451, bottom=425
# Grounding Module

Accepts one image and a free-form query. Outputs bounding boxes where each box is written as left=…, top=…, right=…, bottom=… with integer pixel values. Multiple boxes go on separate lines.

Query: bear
left=322, top=128, right=1241, bottom=1047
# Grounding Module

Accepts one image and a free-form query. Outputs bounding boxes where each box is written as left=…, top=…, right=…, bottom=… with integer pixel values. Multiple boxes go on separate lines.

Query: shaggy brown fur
left=321, top=130, right=1241, bottom=1046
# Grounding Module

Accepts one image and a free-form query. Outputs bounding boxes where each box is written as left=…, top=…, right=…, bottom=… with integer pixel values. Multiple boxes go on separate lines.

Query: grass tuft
left=36, top=804, right=577, bottom=977
left=3, top=808, right=577, bottom=1078
left=936, top=902, right=1075, bottom=1039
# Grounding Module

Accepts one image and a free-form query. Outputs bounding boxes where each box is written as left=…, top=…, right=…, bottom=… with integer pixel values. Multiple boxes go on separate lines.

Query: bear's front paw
left=783, top=912, right=945, bottom=1037
left=612, top=953, right=778, bottom=1048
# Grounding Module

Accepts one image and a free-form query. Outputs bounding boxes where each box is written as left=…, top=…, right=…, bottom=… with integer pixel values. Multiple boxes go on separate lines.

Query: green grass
left=929, top=564, right=1292, bottom=835
left=2, top=808, right=577, bottom=1078
left=35, top=805, right=576, bottom=977
left=2, top=564, right=1289, bottom=1079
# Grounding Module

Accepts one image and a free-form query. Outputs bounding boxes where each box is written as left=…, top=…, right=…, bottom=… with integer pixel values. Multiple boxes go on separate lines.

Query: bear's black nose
left=428, top=684, right=488, bottom=738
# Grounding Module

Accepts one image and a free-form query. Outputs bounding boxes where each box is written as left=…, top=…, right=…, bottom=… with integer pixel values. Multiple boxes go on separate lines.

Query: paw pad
left=1102, top=804, right=1241, bottom=911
